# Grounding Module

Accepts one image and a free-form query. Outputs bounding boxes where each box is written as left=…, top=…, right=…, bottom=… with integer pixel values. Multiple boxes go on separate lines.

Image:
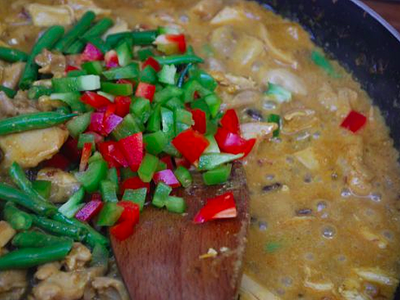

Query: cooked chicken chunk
left=27, top=4, right=75, bottom=27
left=63, top=243, right=92, bottom=272
left=0, top=221, right=15, bottom=247
left=1, top=62, right=25, bottom=89
left=85, top=277, right=129, bottom=300
left=35, top=50, right=67, bottom=78
left=0, top=270, right=28, bottom=300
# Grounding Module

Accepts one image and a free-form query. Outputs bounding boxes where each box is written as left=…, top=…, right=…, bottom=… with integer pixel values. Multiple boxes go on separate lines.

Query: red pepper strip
left=135, top=82, right=156, bottom=102
left=142, top=57, right=161, bottom=72
left=81, top=91, right=111, bottom=109
left=98, top=141, right=129, bottom=168
left=65, top=65, right=80, bottom=73
left=153, top=169, right=181, bottom=188
left=172, top=128, right=209, bottom=164
left=81, top=43, right=104, bottom=61
left=214, top=127, right=256, bottom=158
left=193, top=192, right=237, bottom=224
left=88, top=112, right=105, bottom=134
left=119, top=133, right=144, bottom=172
left=220, top=109, right=240, bottom=134
left=75, top=200, right=104, bottom=222
left=340, top=110, right=367, bottom=133
left=121, top=177, right=150, bottom=196
left=103, top=113, right=123, bottom=136
left=114, top=96, right=131, bottom=117
left=79, top=142, right=92, bottom=172
left=166, top=34, right=187, bottom=53
left=160, top=156, right=174, bottom=170
left=61, top=138, right=81, bottom=162
left=105, top=50, right=119, bottom=68
left=191, top=109, right=207, bottom=134
left=44, top=153, right=70, bottom=170
left=174, top=157, right=191, bottom=169
left=110, top=201, right=140, bottom=241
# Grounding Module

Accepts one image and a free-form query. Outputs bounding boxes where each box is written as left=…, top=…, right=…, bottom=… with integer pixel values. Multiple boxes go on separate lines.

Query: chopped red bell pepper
left=88, top=112, right=105, bottom=134
left=110, top=201, right=140, bottom=241
left=81, top=91, right=111, bottom=109
left=114, top=96, right=131, bottom=117
left=44, top=153, right=70, bottom=170
left=220, top=109, right=240, bottom=134
left=142, top=57, right=161, bottom=72
left=103, top=113, right=123, bottom=136
left=65, top=65, right=80, bottom=73
left=166, top=34, right=187, bottom=53
left=135, top=82, right=156, bottom=102
left=172, top=128, right=209, bottom=164
left=174, top=157, right=191, bottom=169
left=81, top=43, right=104, bottom=62
left=193, top=192, right=237, bottom=224
left=153, top=169, right=181, bottom=188
left=98, top=141, right=129, bottom=168
left=340, top=110, right=367, bottom=133
left=79, top=142, right=92, bottom=172
left=121, top=177, right=150, bottom=196
left=118, top=133, right=144, bottom=171
left=75, top=200, right=104, bottom=222
left=160, top=156, right=174, bottom=170
left=61, top=137, right=81, bottom=162
left=105, top=50, right=119, bottom=68
left=214, top=127, right=256, bottom=158
left=191, top=109, right=207, bottom=134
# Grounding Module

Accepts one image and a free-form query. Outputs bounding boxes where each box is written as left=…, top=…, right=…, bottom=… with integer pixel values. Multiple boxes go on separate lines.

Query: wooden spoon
left=111, top=162, right=250, bottom=300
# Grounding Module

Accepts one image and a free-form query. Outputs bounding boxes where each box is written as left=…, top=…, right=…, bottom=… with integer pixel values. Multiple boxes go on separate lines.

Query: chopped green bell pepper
left=152, top=182, right=172, bottom=208
left=165, top=196, right=186, bottom=214
left=202, top=164, right=232, bottom=185
left=174, top=166, right=192, bottom=188
left=144, top=131, right=168, bottom=155
left=122, top=188, right=147, bottom=211
left=97, top=202, right=124, bottom=227
left=198, top=153, right=243, bottom=170
left=100, top=180, right=118, bottom=203
left=138, top=153, right=159, bottom=183
left=75, top=158, right=107, bottom=193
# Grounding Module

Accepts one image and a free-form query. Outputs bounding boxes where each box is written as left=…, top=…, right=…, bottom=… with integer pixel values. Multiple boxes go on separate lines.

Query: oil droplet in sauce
left=321, top=225, right=336, bottom=239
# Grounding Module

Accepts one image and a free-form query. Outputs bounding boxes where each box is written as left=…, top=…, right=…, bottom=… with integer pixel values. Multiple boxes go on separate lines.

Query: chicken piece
left=35, top=262, right=62, bottom=281
left=294, top=147, right=320, bottom=170
left=210, top=26, right=237, bottom=58
left=37, top=168, right=81, bottom=203
left=0, top=270, right=28, bottom=300
left=35, top=50, right=67, bottom=78
left=240, top=274, right=282, bottom=300
left=66, top=55, right=83, bottom=69
left=67, top=0, right=111, bottom=18
left=85, top=277, right=129, bottom=300
left=221, top=90, right=261, bottom=110
left=191, top=0, right=223, bottom=19
left=32, top=270, right=89, bottom=300
left=353, top=268, right=398, bottom=286
left=282, top=108, right=318, bottom=134
left=0, top=127, right=69, bottom=169
left=63, top=243, right=92, bottom=272
left=210, top=6, right=247, bottom=25
left=318, top=84, right=356, bottom=118
left=0, top=92, right=17, bottom=118
left=0, top=221, right=15, bottom=248
left=0, top=91, right=39, bottom=119
left=232, top=35, right=264, bottom=67
left=240, top=122, right=277, bottom=140
left=210, top=71, right=256, bottom=94
left=27, top=4, right=75, bottom=27
left=257, top=24, right=298, bottom=68
left=1, top=62, right=25, bottom=89
left=261, top=68, right=307, bottom=96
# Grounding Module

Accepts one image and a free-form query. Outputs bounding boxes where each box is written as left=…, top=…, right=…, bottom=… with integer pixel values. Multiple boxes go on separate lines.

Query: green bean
left=19, top=26, right=65, bottom=90
left=0, top=47, right=29, bottom=62
left=54, top=11, right=96, bottom=53
left=4, top=202, right=33, bottom=230
left=0, top=112, right=76, bottom=136
left=12, top=231, right=71, bottom=248
left=106, top=30, right=157, bottom=48
left=155, top=54, right=204, bottom=65
left=65, top=18, right=114, bottom=54
left=9, top=162, right=47, bottom=202
left=32, top=215, right=85, bottom=241
left=0, top=241, right=73, bottom=270
left=0, top=85, right=17, bottom=98
left=0, top=183, right=56, bottom=216
left=27, top=85, right=53, bottom=100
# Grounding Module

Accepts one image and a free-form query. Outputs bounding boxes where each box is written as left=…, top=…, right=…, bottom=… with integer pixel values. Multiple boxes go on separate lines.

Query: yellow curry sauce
left=1, top=0, right=400, bottom=299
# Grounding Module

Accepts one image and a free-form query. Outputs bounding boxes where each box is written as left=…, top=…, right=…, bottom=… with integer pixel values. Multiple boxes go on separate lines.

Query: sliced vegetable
left=340, top=110, right=367, bottom=133
left=193, top=192, right=237, bottom=224
left=75, top=200, right=103, bottom=222
left=265, top=83, right=292, bottom=103
left=122, top=188, right=147, bottom=211
left=97, top=202, right=124, bottom=227
left=138, top=153, right=159, bottom=183
left=215, top=127, right=256, bottom=157
left=152, top=182, right=172, bottom=208
left=174, top=166, right=192, bottom=188
left=172, top=128, right=209, bottom=163
left=58, top=187, right=85, bottom=218
left=165, top=196, right=186, bottom=214
left=119, top=132, right=143, bottom=171
left=153, top=169, right=181, bottom=188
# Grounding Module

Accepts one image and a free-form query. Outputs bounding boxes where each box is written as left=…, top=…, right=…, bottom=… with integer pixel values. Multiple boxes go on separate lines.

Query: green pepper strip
left=152, top=182, right=172, bottom=208
left=138, top=153, right=160, bottom=183
left=59, top=187, right=85, bottom=218
left=0, top=47, right=28, bottom=62
left=19, top=25, right=65, bottom=90
left=100, top=180, right=118, bottom=202
left=203, top=164, right=232, bottom=185
left=54, top=11, right=96, bottom=52
left=198, top=153, right=244, bottom=170
left=155, top=54, right=204, bottom=65
left=0, top=112, right=76, bottom=136
left=27, top=85, right=53, bottom=100
left=12, top=231, right=72, bottom=248
left=0, top=85, right=17, bottom=98
left=32, top=215, right=85, bottom=241
left=4, top=202, right=33, bottom=230
left=75, top=158, right=108, bottom=193
left=122, top=188, right=147, bottom=211
left=165, top=196, right=186, bottom=214
left=0, top=241, right=73, bottom=270
left=174, top=166, right=192, bottom=188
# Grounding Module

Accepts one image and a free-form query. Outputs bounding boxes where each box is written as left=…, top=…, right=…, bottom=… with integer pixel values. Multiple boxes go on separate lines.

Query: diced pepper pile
left=24, top=17, right=257, bottom=241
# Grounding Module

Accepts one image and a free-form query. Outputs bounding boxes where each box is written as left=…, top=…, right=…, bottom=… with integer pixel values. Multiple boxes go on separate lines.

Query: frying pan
left=255, top=0, right=400, bottom=298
